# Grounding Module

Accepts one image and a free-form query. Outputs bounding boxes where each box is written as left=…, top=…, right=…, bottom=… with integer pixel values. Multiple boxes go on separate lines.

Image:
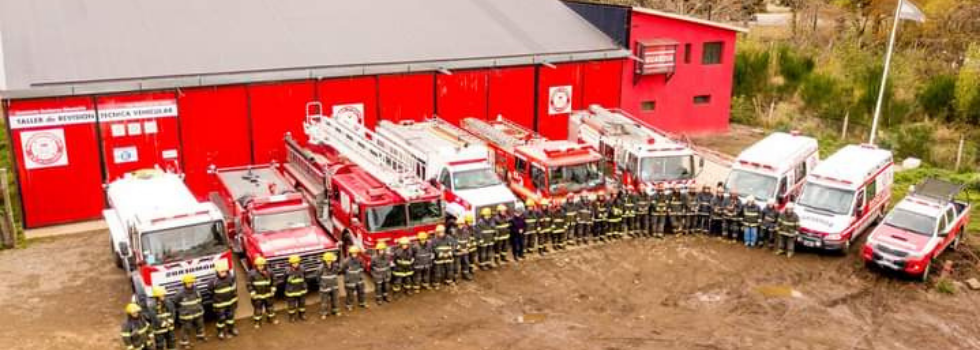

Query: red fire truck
left=281, top=104, right=443, bottom=253
left=209, top=164, right=339, bottom=283
left=462, top=117, right=607, bottom=201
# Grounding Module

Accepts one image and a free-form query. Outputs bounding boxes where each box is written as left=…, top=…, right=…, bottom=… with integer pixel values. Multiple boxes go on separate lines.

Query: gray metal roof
left=0, top=0, right=627, bottom=98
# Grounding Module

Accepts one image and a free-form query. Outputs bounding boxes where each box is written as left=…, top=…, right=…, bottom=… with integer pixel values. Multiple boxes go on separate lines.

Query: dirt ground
left=2, top=229, right=979, bottom=350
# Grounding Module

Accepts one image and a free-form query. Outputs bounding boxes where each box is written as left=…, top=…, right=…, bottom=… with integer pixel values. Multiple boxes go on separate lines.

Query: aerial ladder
left=303, top=102, right=427, bottom=200
left=461, top=116, right=543, bottom=153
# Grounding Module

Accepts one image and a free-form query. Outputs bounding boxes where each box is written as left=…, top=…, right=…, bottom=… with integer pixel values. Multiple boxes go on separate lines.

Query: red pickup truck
left=862, top=178, right=970, bottom=281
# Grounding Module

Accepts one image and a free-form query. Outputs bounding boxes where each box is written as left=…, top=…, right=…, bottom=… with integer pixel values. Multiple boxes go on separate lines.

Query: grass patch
left=935, top=278, right=957, bottom=295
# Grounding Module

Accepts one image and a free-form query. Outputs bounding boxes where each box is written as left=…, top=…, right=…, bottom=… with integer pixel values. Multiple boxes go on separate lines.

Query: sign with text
left=9, top=107, right=96, bottom=130
left=637, top=42, right=677, bottom=75
left=98, top=99, right=178, bottom=122
left=332, top=103, right=365, bottom=126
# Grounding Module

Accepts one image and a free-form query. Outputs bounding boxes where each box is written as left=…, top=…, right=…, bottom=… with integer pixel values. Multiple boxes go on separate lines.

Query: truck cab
left=863, top=179, right=970, bottom=280
left=104, top=169, right=232, bottom=302
left=725, top=132, right=818, bottom=207
left=211, top=164, right=338, bottom=283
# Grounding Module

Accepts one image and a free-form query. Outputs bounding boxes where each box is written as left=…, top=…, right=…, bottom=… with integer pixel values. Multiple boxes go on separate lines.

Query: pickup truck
left=862, top=178, right=970, bottom=281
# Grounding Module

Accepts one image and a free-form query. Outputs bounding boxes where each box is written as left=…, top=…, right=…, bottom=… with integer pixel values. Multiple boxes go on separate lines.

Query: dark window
left=684, top=43, right=692, bottom=63
left=702, top=42, right=723, bottom=65
left=641, top=101, right=656, bottom=111
left=531, top=166, right=547, bottom=191
left=694, top=95, right=712, bottom=104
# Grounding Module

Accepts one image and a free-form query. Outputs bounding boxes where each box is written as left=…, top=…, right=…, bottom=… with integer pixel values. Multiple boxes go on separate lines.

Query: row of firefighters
left=120, top=183, right=802, bottom=350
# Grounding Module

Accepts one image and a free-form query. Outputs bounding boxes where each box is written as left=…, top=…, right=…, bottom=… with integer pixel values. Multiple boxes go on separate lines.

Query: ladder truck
left=462, top=116, right=607, bottom=202
left=376, top=118, right=521, bottom=220
left=569, top=105, right=703, bottom=190
left=281, top=103, right=443, bottom=254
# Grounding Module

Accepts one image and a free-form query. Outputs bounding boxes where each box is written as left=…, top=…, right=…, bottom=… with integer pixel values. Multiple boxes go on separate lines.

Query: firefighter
left=209, top=260, right=238, bottom=340
left=710, top=189, right=726, bottom=237
left=761, top=199, right=780, bottom=250
left=317, top=252, right=342, bottom=318
left=284, top=255, right=308, bottom=321
left=550, top=199, right=567, bottom=250
left=433, top=225, right=455, bottom=288
left=476, top=208, right=496, bottom=268
left=510, top=206, right=527, bottom=261
left=622, top=187, right=636, bottom=237
left=247, top=256, right=277, bottom=327
left=537, top=198, right=553, bottom=253
left=456, top=214, right=476, bottom=281
left=668, top=186, right=684, bottom=235
left=594, top=192, right=609, bottom=242
left=742, top=195, right=762, bottom=248
left=174, top=274, right=205, bottom=347
left=371, top=242, right=393, bottom=304
left=414, top=231, right=435, bottom=290
left=607, top=191, right=623, bottom=240
left=729, top=190, right=744, bottom=242
left=635, top=186, right=651, bottom=238
left=392, top=237, right=415, bottom=297
left=721, top=191, right=736, bottom=241
left=652, top=184, right=668, bottom=238
left=524, top=199, right=540, bottom=255
left=578, top=193, right=594, bottom=244
left=121, top=302, right=152, bottom=350
left=776, top=202, right=800, bottom=257
left=147, top=287, right=176, bottom=350
left=696, top=185, right=713, bottom=235
left=563, top=195, right=578, bottom=247
left=493, top=204, right=511, bottom=264
left=341, top=246, right=367, bottom=310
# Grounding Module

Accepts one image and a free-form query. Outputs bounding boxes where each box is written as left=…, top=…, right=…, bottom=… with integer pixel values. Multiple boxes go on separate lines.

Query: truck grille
left=158, top=273, right=219, bottom=302
left=266, top=250, right=329, bottom=283
left=875, top=244, right=910, bottom=258
left=164, top=261, right=217, bottom=279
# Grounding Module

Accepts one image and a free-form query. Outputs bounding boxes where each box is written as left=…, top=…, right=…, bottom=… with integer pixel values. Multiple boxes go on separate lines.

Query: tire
left=839, top=239, right=851, bottom=256
left=920, top=260, right=931, bottom=283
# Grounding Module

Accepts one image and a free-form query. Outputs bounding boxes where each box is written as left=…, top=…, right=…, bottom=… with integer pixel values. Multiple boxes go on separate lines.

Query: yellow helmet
left=348, top=246, right=361, bottom=254
left=125, top=303, right=142, bottom=315
left=435, top=224, right=446, bottom=233
left=376, top=241, right=388, bottom=250
left=539, top=198, right=551, bottom=206
left=398, top=237, right=411, bottom=246
left=254, top=256, right=267, bottom=266
left=152, top=286, right=167, bottom=298
left=322, top=252, right=337, bottom=262
left=480, top=207, right=492, bottom=217
left=464, top=213, right=475, bottom=224
left=181, top=274, right=196, bottom=285
left=525, top=199, right=536, bottom=207
left=496, top=204, right=507, bottom=212
left=288, top=255, right=301, bottom=264
left=215, top=260, right=229, bottom=273
left=418, top=231, right=429, bottom=240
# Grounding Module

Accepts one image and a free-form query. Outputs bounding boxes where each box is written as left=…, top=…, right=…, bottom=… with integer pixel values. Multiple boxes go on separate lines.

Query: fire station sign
left=637, top=40, right=678, bottom=75
left=20, top=128, right=69, bottom=169
left=332, top=103, right=365, bottom=125
left=98, top=99, right=178, bottom=122
left=548, top=85, right=573, bottom=115
left=9, top=107, right=96, bottom=130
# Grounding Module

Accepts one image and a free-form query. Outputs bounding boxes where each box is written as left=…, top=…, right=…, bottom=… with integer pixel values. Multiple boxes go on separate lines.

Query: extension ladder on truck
left=461, top=117, right=540, bottom=153
left=303, top=102, right=426, bottom=200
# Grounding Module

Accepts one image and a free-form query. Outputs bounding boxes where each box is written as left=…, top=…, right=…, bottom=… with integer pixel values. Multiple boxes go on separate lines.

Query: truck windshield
left=366, top=204, right=408, bottom=232
left=725, top=169, right=777, bottom=202
left=883, top=208, right=936, bottom=236
left=254, top=209, right=312, bottom=233
left=453, top=168, right=503, bottom=191
left=549, top=161, right=604, bottom=193
left=141, top=221, right=226, bottom=265
left=409, top=200, right=444, bottom=226
left=797, top=183, right=855, bottom=215
left=639, top=155, right=694, bottom=182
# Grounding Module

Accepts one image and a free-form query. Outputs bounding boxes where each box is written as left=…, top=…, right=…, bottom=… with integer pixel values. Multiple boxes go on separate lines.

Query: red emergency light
left=812, top=174, right=853, bottom=185
left=544, top=147, right=591, bottom=158
left=737, top=160, right=775, bottom=171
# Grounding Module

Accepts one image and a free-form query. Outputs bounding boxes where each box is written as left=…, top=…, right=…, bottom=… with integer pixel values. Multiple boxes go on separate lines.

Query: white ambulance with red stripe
left=725, top=131, right=818, bottom=208
left=794, top=145, right=894, bottom=253
left=376, top=118, right=520, bottom=221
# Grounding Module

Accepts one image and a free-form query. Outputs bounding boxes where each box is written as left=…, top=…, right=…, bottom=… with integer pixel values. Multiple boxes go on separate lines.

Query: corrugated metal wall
left=177, top=86, right=252, bottom=198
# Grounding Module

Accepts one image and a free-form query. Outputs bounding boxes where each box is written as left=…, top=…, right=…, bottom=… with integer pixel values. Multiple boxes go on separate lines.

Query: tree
left=954, top=43, right=980, bottom=123
left=916, top=74, right=956, bottom=121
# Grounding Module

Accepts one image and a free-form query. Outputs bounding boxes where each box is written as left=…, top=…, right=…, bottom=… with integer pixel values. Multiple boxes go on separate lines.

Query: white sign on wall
left=113, top=146, right=139, bottom=164
left=332, top=103, right=365, bottom=126
left=20, top=129, right=69, bottom=170
left=548, top=85, right=573, bottom=115
left=98, top=100, right=178, bottom=122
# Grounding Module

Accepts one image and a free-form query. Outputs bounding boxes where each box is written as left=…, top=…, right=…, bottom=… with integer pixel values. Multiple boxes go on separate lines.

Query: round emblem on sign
left=336, top=105, right=364, bottom=125
left=25, top=131, right=66, bottom=166
left=550, top=86, right=571, bottom=112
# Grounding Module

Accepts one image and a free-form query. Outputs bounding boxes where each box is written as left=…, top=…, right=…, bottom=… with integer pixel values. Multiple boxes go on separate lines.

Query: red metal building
left=0, top=0, right=744, bottom=228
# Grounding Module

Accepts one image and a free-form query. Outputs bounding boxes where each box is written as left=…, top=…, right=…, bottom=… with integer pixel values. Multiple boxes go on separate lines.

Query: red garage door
left=582, top=59, right=624, bottom=108
left=436, top=69, right=488, bottom=125
left=378, top=73, right=434, bottom=123
left=177, top=86, right=252, bottom=199
left=488, top=66, right=535, bottom=129
left=248, top=81, right=316, bottom=164
left=318, top=76, right=380, bottom=130
left=96, top=92, right=182, bottom=181
left=537, top=63, right=584, bottom=140
left=7, top=97, right=104, bottom=228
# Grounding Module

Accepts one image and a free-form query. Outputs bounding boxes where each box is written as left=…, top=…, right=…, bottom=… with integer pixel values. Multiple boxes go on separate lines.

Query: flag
left=898, top=0, right=926, bottom=23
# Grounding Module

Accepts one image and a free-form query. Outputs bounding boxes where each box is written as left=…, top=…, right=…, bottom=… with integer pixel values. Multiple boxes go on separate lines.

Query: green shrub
left=801, top=73, right=848, bottom=120
left=777, top=45, right=815, bottom=95
left=917, top=74, right=957, bottom=121
left=892, top=123, right=936, bottom=161
left=734, top=48, right=772, bottom=98
left=730, top=96, right=758, bottom=125
left=935, top=278, right=956, bottom=295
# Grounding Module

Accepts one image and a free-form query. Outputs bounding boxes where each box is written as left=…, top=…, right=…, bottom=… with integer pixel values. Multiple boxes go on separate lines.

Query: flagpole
left=869, top=0, right=905, bottom=145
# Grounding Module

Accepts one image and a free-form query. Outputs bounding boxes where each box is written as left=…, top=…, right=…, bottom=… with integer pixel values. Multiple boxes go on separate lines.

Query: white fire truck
left=376, top=118, right=520, bottom=220
left=569, top=105, right=702, bottom=188
left=725, top=131, right=819, bottom=207
left=462, top=117, right=607, bottom=201
left=794, top=144, right=894, bottom=253
left=210, top=164, right=338, bottom=283
left=281, top=103, right=443, bottom=254
left=105, top=169, right=232, bottom=302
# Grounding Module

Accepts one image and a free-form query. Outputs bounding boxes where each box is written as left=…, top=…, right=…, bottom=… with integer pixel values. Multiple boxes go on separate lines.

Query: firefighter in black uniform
left=175, top=274, right=205, bottom=347
left=776, top=202, right=800, bottom=258
left=724, top=191, right=743, bottom=242
left=455, top=214, right=476, bottom=281
left=476, top=208, right=496, bottom=269
left=370, top=242, right=393, bottom=304
left=551, top=199, right=567, bottom=250
left=608, top=190, right=624, bottom=239
left=563, top=195, right=578, bottom=247
left=652, top=184, right=668, bottom=238
left=635, top=186, right=651, bottom=238
left=578, top=194, right=594, bottom=244
left=317, top=251, right=341, bottom=318
left=283, top=255, right=308, bottom=321
left=710, top=189, right=726, bottom=237
left=493, top=205, right=511, bottom=264
left=413, top=231, right=435, bottom=290
left=668, top=186, right=683, bottom=234
left=146, top=287, right=176, bottom=350
left=524, top=200, right=540, bottom=255
left=696, top=185, right=713, bottom=235
left=342, top=246, right=368, bottom=310
left=433, top=225, right=455, bottom=288
left=761, top=200, right=780, bottom=249
left=247, top=256, right=276, bottom=327
left=121, top=303, right=152, bottom=350
left=391, top=237, right=415, bottom=298
left=593, top=193, right=608, bottom=242
left=209, top=260, right=238, bottom=340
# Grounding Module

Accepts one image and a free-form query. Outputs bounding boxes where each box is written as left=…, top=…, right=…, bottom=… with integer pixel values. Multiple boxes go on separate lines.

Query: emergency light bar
left=543, top=146, right=591, bottom=158
left=737, top=160, right=775, bottom=170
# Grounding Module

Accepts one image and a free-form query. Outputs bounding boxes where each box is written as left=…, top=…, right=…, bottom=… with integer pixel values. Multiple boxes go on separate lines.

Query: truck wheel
left=920, top=260, right=931, bottom=283
left=839, top=240, right=851, bottom=256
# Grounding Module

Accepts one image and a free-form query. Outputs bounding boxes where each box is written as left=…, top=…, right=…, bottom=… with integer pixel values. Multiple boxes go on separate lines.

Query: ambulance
left=794, top=145, right=894, bottom=253
left=725, top=132, right=819, bottom=207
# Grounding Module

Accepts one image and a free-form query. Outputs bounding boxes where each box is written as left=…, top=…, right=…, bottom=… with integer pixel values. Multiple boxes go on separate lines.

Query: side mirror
left=118, top=241, right=132, bottom=257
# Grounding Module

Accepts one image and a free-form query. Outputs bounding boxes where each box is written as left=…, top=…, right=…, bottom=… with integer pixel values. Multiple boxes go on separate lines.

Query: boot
left=269, top=316, right=279, bottom=325
left=217, top=329, right=225, bottom=341
left=299, top=311, right=307, bottom=321
left=229, top=325, right=239, bottom=337
left=253, top=321, right=261, bottom=330
left=288, top=313, right=296, bottom=323
left=196, top=333, right=207, bottom=343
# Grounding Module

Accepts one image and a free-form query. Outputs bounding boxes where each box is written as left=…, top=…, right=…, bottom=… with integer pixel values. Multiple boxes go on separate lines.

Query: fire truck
left=376, top=118, right=520, bottom=219
left=105, top=169, right=232, bottom=302
left=569, top=105, right=703, bottom=188
left=210, top=164, right=338, bottom=283
left=462, top=117, right=606, bottom=201
left=281, top=103, right=443, bottom=253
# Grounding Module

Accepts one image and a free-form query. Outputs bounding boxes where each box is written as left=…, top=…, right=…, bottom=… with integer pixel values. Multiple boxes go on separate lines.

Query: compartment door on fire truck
left=97, top=93, right=182, bottom=180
